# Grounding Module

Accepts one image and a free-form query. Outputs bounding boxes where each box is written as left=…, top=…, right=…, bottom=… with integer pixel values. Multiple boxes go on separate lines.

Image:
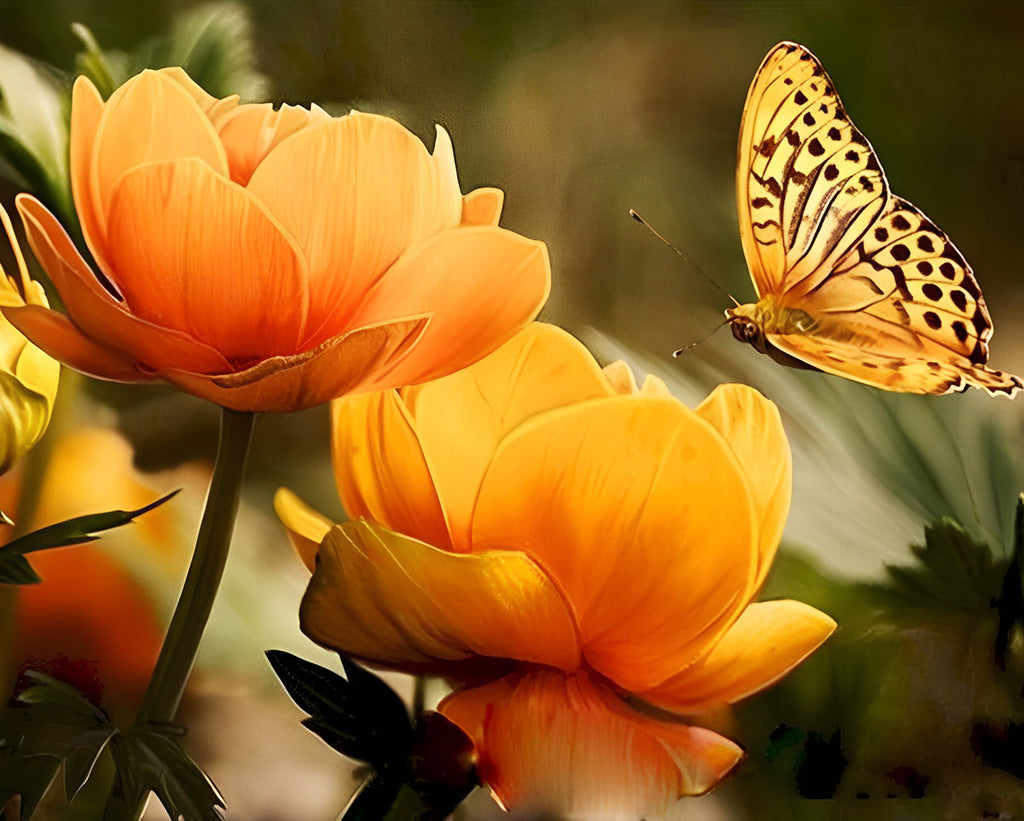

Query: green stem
left=137, top=407, right=255, bottom=725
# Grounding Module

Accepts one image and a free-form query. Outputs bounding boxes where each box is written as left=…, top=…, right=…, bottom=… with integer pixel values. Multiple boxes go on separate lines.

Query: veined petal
left=471, top=396, right=759, bottom=692
left=695, top=384, right=790, bottom=590
left=246, top=113, right=463, bottom=343
left=106, top=158, right=310, bottom=361
left=216, top=102, right=331, bottom=186
left=349, top=226, right=550, bottom=389
left=331, top=389, right=451, bottom=551
left=398, top=323, right=615, bottom=550
left=461, top=187, right=504, bottom=226
left=69, top=76, right=109, bottom=274
left=634, top=601, right=837, bottom=714
left=156, top=315, right=430, bottom=412
left=440, top=670, right=744, bottom=819
left=16, top=194, right=234, bottom=375
left=87, top=70, right=229, bottom=267
left=300, top=520, right=580, bottom=674
left=274, top=487, right=334, bottom=572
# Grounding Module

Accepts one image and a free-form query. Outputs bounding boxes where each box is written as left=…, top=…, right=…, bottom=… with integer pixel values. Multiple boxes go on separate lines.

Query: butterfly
left=728, top=41, right=1021, bottom=396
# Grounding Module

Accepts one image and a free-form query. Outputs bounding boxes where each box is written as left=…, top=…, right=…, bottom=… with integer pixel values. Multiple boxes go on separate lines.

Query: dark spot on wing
left=752, top=197, right=771, bottom=208
left=952, top=320, right=968, bottom=342
left=951, top=290, right=967, bottom=312
left=824, top=164, right=839, bottom=181
left=924, top=311, right=942, bottom=330
left=794, top=90, right=808, bottom=105
left=892, top=214, right=912, bottom=232
left=874, top=227, right=889, bottom=242
left=808, top=138, right=825, bottom=156
left=845, top=150, right=859, bottom=162
left=939, top=261, right=956, bottom=280
left=922, top=282, right=942, bottom=301
left=803, top=112, right=816, bottom=126
left=917, top=236, right=935, bottom=253
left=787, top=131, right=801, bottom=147
left=827, top=127, right=842, bottom=141
left=917, top=261, right=933, bottom=276
left=891, top=244, right=910, bottom=262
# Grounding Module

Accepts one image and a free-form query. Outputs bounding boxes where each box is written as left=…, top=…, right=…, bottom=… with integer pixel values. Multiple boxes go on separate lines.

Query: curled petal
left=461, top=187, right=504, bottom=226
left=300, top=520, right=580, bottom=674
left=634, top=600, right=837, bottom=714
left=216, top=102, right=331, bottom=186
left=440, top=670, right=744, bottom=819
left=398, top=323, right=616, bottom=549
left=273, top=487, right=334, bottom=572
left=156, top=316, right=430, bottom=412
left=351, top=227, right=550, bottom=389
left=695, top=384, right=791, bottom=590
left=331, top=389, right=451, bottom=551
left=472, top=397, right=759, bottom=692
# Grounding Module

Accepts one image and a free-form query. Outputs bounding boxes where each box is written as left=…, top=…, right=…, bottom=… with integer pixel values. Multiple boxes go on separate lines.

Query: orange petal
left=300, top=520, right=580, bottom=674
left=216, top=102, right=331, bottom=186
left=440, top=670, right=744, bottom=818
left=87, top=70, right=229, bottom=270
left=635, top=600, right=837, bottom=714
left=601, top=360, right=638, bottom=395
left=15, top=194, right=234, bottom=375
left=156, top=315, right=429, bottom=412
left=69, top=76, right=109, bottom=273
left=156, top=67, right=226, bottom=116
left=246, top=113, right=463, bottom=344
left=471, top=396, right=758, bottom=692
left=273, top=487, right=334, bottom=572
left=350, top=226, right=550, bottom=389
left=105, top=158, right=310, bottom=361
left=461, top=187, right=504, bottom=226
left=398, top=323, right=615, bottom=550
left=695, top=384, right=790, bottom=590
left=331, top=389, right=451, bottom=550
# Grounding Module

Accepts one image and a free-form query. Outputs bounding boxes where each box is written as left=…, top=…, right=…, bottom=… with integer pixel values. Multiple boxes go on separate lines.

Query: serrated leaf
left=109, top=724, right=224, bottom=821
left=266, top=650, right=413, bottom=767
left=0, top=491, right=179, bottom=585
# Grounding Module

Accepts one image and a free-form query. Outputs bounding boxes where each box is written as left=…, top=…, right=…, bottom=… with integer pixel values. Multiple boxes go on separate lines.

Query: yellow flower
left=3, top=68, right=549, bottom=411
left=277, top=323, right=835, bottom=819
left=0, top=206, right=59, bottom=472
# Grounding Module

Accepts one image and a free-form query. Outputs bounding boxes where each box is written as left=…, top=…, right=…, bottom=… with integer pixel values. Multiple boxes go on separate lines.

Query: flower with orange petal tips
left=276, top=323, right=836, bottom=819
left=3, top=68, right=549, bottom=411
left=0, top=205, right=59, bottom=472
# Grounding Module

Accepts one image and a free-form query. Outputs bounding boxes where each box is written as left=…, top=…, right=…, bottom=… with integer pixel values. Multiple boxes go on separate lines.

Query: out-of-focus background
left=3, top=1, right=1024, bottom=819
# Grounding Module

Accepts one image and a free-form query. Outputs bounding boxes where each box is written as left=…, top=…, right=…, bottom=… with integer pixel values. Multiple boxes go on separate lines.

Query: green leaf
left=0, top=490, right=179, bottom=585
left=266, top=651, right=413, bottom=768
left=63, top=725, right=118, bottom=801
left=109, top=724, right=224, bottom=821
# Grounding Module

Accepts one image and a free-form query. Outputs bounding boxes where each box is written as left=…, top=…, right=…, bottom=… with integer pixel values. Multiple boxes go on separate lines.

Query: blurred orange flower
left=3, top=68, right=549, bottom=411
left=276, top=323, right=836, bottom=818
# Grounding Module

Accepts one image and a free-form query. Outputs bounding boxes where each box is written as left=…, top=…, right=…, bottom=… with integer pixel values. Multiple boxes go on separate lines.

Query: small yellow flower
left=278, top=323, right=835, bottom=819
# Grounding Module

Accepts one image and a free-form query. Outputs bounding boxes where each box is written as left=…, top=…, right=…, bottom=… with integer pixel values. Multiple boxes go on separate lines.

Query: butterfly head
left=725, top=303, right=768, bottom=354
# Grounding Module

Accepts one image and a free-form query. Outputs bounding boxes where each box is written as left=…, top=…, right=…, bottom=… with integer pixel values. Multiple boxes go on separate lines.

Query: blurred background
left=2, top=1, right=1024, bottom=818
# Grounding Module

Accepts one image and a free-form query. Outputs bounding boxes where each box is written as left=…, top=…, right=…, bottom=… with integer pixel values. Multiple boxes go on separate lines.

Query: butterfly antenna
left=629, top=209, right=740, bottom=307
left=672, top=315, right=731, bottom=358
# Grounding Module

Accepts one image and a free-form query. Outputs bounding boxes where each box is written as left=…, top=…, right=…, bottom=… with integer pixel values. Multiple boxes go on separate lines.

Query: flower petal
left=105, top=158, right=310, bottom=361
left=300, top=520, right=580, bottom=674
left=440, top=670, right=743, bottom=819
left=216, top=102, right=331, bottom=186
left=634, top=600, right=837, bottom=714
left=15, top=194, right=234, bottom=375
left=246, top=113, right=463, bottom=344
left=471, top=396, right=759, bottom=692
left=331, top=388, right=451, bottom=550
left=461, top=187, right=504, bottom=226
left=273, top=487, right=334, bottom=572
left=350, top=226, right=550, bottom=389
left=86, top=70, right=229, bottom=271
left=695, top=384, right=791, bottom=590
left=155, top=316, right=430, bottom=412
left=601, top=359, right=638, bottom=395
left=69, top=75, right=108, bottom=273
left=398, top=323, right=615, bottom=550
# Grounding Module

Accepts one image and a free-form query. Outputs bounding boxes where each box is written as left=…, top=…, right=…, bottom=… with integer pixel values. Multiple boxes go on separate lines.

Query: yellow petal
left=216, top=102, right=331, bottom=186
left=635, top=600, right=837, bottom=713
left=246, top=113, right=462, bottom=343
left=695, top=384, right=791, bottom=590
left=398, top=323, right=616, bottom=549
left=105, top=158, right=311, bottom=362
left=471, top=396, right=759, bottom=692
left=331, top=389, right=451, bottom=551
left=440, top=670, right=744, bottom=818
left=87, top=70, right=229, bottom=268
left=461, top=187, right=504, bottom=226
left=156, top=315, right=429, bottom=412
left=639, top=374, right=672, bottom=396
left=273, top=487, right=334, bottom=572
left=349, top=226, right=550, bottom=389
left=300, top=520, right=580, bottom=674
left=601, top=359, right=637, bottom=395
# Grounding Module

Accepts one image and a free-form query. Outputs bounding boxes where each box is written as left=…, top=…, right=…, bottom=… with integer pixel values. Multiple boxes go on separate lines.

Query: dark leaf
left=0, top=752, right=61, bottom=819
left=63, top=725, right=118, bottom=801
left=341, top=773, right=408, bottom=821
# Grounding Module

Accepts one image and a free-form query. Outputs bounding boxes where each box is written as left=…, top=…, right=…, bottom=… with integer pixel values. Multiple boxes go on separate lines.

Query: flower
left=276, top=323, right=836, bottom=818
left=0, top=205, right=59, bottom=472
left=3, top=68, right=549, bottom=411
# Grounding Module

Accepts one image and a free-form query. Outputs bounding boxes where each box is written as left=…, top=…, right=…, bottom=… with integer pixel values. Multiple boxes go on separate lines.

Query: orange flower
left=277, top=324, right=836, bottom=818
left=3, top=68, right=549, bottom=411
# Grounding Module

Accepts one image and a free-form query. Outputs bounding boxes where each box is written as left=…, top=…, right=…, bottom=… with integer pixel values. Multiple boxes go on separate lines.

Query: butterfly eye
left=731, top=318, right=761, bottom=345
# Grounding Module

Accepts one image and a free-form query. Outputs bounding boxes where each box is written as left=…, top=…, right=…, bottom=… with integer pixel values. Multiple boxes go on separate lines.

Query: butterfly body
left=729, top=41, right=1021, bottom=396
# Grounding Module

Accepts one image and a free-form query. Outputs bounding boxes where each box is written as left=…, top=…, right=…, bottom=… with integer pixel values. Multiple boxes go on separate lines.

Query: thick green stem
left=137, top=407, right=255, bottom=725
